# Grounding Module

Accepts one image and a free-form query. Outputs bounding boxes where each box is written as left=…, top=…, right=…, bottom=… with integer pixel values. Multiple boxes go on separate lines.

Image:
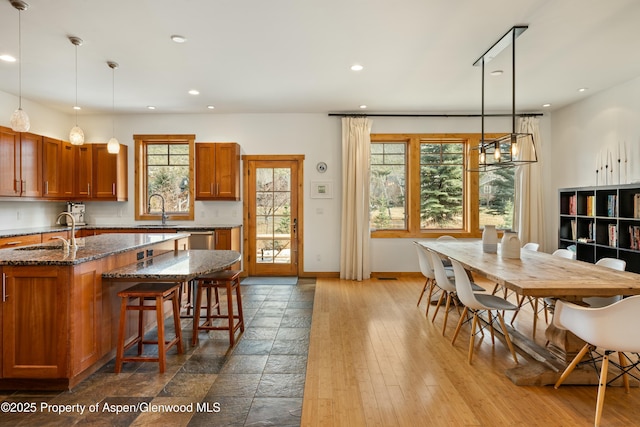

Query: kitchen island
left=0, top=233, right=238, bottom=390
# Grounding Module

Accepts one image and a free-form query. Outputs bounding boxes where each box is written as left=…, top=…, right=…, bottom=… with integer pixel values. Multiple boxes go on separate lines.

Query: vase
left=482, top=225, right=498, bottom=253
left=501, top=231, right=521, bottom=259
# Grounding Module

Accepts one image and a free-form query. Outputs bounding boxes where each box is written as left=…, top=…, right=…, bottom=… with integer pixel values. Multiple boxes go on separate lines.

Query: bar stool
left=115, top=282, right=184, bottom=374
left=193, top=270, right=244, bottom=347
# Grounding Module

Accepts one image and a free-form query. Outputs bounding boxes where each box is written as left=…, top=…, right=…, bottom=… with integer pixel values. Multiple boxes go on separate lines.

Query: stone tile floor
left=0, top=281, right=315, bottom=427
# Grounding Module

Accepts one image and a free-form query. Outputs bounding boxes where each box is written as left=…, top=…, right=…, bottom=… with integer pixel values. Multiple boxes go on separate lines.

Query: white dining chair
left=449, top=259, right=519, bottom=365
left=582, top=258, right=627, bottom=308
left=553, top=296, right=640, bottom=427
left=522, top=242, right=539, bottom=251
left=414, top=242, right=455, bottom=315
left=552, top=248, right=576, bottom=260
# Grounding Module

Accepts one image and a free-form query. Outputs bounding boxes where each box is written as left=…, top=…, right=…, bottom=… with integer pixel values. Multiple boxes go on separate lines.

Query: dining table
left=419, top=239, right=640, bottom=385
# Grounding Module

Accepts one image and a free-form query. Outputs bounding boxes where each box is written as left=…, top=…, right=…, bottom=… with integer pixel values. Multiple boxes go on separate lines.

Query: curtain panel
left=340, top=117, right=372, bottom=280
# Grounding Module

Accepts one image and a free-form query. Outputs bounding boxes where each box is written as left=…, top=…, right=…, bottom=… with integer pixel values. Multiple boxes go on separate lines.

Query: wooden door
left=215, top=143, right=240, bottom=200
left=2, top=266, right=69, bottom=378
left=76, top=144, right=92, bottom=198
left=18, top=133, right=42, bottom=197
left=0, top=126, right=19, bottom=196
left=42, top=137, right=62, bottom=198
left=245, top=156, right=304, bottom=276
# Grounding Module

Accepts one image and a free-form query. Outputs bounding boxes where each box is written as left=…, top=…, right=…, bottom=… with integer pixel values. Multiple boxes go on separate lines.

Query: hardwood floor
left=301, top=277, right=640, bottom=427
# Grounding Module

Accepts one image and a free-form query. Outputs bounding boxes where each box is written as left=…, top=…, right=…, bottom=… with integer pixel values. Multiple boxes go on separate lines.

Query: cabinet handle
left=4, top=241, right=22, bottom=246
left=21, top=180, right=25, bottom=195
left=45, top=181, right=49, bottom=195
left=112, top=183, right=116, bottom=195
left=14, top=179, right=19, bottom=193
left=216, top=183, right=219, bottom=195
left=2, top=273, right=6, bottom=302
left=87, top=183, right=90, bottom=195
left=210, top=183, right=214, bottom=195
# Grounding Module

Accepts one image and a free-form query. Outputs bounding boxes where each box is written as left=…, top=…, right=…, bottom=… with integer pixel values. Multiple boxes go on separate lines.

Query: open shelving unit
left=559, top=184, right=640, bottom=273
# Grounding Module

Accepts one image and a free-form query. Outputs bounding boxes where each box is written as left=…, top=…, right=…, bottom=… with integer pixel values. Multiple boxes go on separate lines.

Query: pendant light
left=106, top=61, right=120, bottom=154
left=9, top=0, right=30, bottom=132
left=68, top=36, right=84, bottom=145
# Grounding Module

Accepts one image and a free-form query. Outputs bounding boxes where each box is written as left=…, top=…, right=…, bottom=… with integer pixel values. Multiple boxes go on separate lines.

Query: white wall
left=547, top=75, right=640, bottom=253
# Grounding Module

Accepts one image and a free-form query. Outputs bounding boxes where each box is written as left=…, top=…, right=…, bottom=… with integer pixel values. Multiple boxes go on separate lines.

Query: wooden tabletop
left=419, top=240, right=640, bottom=298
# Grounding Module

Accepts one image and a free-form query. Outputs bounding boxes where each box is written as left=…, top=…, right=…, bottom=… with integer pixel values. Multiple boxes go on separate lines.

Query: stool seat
left=115, top=282, right=183, bottom=374
left=193, top=270, right=244, bottom=347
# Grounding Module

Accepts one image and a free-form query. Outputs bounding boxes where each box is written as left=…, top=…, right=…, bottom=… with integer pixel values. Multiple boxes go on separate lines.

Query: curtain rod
left=328, top=112, right=543, bottom=118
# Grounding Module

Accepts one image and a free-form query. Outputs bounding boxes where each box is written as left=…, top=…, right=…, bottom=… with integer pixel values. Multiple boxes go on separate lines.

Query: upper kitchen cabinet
left=91, top=143, right=127, bottom=201
left=42, top=137, right=74, bottom=199
left=195, top=142, right=240, bottom=201
left=0, top=126, right=42, bottom=198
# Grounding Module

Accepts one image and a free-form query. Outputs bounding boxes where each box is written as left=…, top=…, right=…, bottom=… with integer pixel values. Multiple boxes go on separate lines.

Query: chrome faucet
left=55, top=211, right=78, bottom=248
left=148, top=193, right=168, bottom=225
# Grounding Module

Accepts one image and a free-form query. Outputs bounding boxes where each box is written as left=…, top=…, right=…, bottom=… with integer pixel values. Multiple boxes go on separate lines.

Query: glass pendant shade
left=69, top=125, right=85, bottom=145
left=10, top=107, right=30, bottom=132
left=107, top=137, right=120, bottom=154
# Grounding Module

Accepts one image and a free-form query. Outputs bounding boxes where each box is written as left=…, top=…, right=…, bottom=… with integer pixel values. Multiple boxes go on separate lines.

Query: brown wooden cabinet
left=0, top=127, right=42, bottom=198
left=0, top=234, right=41, bottom=249
left=2, top=265, right=70, bottom=379
left=42, top=137, right=67, bottom=199
left=195, top=142, right=240, bottom=200
left=91, top=144, right=127, bottom=201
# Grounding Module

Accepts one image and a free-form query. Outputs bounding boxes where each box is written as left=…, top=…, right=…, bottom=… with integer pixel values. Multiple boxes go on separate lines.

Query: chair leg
left=532, top=298, right=538, bottom=337
left=424, top=280, right=435, bottom=318
left=594, top=354, right=609, bottom=427
left=431, top=291, right=446, bottom=323
left=618, top=352, right=630, bottom=393
left=468, top=312, right=478, bottom=364
left=417, top=278, right=429, bottom=307
left=451, top=307, right=468, bottom=345
left=487, top=310, right=495, bottom=345
left=496, top=312, right=518, bottom=364
left=442, top=293, right=452, bottom=336
left=510, top=296, right=525, bottom=326
left=554, top=343, right=592, bottom=388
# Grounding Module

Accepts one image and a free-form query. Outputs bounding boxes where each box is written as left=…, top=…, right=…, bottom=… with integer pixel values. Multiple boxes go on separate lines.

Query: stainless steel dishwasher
left=188, top=231, right=215, bottom=249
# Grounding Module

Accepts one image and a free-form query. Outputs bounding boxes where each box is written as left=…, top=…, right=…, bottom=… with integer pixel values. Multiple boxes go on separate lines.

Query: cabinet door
left=2, top=266, right=69, bottom=378
left=76, top=144, right=92, bottom=198
left=0, top=126, right=19, bottom=196
left=42, top=137, right=62, bottom=198
left=60, top=141, right=75, bottom=199
left=214, top=143, right=240, bottom=200
left=195, top=143, right=216, bottom=199
left=92, top=144, right=127, bottom=201
left=18, top=132, right=42, bottom=197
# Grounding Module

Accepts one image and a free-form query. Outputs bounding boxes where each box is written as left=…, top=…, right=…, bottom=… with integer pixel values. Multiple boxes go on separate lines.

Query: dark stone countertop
left=0, top=233, right=190, bottom=266
left=0, top=224, right=241, bottom=239
left=102, top=249, right=241, bottom=282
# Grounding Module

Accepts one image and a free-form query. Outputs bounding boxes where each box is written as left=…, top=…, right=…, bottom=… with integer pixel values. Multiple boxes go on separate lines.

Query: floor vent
left=377, top=277, right=397, bottom=280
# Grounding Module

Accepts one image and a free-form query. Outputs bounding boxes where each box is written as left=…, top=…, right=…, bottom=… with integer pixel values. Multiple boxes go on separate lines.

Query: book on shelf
left=608, top=224, right=618, bottom=247
left=586, top=195, right=595, bottom=216
left=569, top=195, right=577, bottom=215
left=571, top=220, right=576, bottom=240
left=630, top=225, right=640, bottom=250
left=607, top=194, right=618, bottom=217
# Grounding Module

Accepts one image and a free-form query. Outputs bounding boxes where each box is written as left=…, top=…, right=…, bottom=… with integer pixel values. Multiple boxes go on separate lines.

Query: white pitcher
left=482, top=225, right=498, bottom=253
left=501, top=231, right=521, bottom=259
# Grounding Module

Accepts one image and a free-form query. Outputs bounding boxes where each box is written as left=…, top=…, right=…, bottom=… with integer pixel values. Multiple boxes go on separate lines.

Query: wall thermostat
left=316, top=162, right=328, bottom=173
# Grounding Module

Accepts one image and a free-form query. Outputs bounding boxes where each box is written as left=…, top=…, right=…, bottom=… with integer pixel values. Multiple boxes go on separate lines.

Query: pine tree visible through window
left=369, top=133, right=514, bottom=237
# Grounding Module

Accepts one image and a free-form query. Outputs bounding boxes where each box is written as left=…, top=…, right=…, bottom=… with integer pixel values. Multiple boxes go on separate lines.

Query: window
left=370, top=133, right=512, bottom=238
left=134, top=134, right=195, bottom=221
left=370, top=143, right=406, bottom=229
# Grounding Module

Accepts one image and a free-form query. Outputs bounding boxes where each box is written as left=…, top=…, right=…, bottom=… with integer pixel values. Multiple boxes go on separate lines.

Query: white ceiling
left=0, top=0, right=639, bottom=116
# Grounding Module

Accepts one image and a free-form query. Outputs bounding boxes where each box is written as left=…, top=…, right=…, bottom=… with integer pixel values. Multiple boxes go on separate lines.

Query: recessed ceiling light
left=359, top=105, right=367, bottom=109
left=147, top=106, right=156, bottom=110
left=207, top=105, right=215, bottom=109
left=0, top=54, right=16, bottom=62
left=188, top=89, right=200, bottom=95
left=73, top=106, right=81, bottom=110
left=490, top=70, right=503, bottom=76
left=351, top=64, right=363, bottom=71
left=542, top=103, right=551, bottom=108
left=171, top=35, right=187, bottom=43
left=578, top=87, right=588, bottom=92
